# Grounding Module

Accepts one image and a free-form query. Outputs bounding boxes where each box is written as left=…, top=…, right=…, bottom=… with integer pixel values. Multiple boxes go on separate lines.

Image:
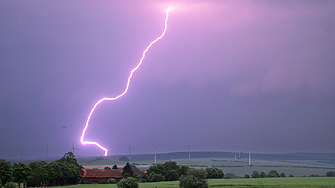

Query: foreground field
left=67, top=177, right=335, bottom=188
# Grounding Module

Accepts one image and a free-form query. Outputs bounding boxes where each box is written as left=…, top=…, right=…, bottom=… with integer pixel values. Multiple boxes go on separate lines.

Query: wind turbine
left=233, top=141, right=239, bottom=161
left=249, top=146, right=252, bottom=166
left=17, top=146, right=23, bottom=161
left=44, top=141, right=53, bottom=161
left=127, top=143, right=135, bottom=161
left=185, top=142, right=192, bottom=160
left=71, top=142, right=79, bottom=155
left=151, top=142, right=162, bottom=164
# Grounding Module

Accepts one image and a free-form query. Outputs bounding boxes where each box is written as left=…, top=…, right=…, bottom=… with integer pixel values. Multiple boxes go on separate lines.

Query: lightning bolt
left=80, top=8, right=171, bottom=156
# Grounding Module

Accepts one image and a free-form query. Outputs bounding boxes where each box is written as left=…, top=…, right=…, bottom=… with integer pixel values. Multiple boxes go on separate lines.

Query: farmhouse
left=80, top=165, right=147, bottom=184
left=80, top=168, right=123, bottom=184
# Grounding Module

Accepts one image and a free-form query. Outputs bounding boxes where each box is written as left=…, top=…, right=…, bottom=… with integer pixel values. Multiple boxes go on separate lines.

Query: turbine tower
left=44, top=141, right=53, bottom=161
left=71, top=143, right=79, bottom=155
left=233, top=141, right=239, bottom=161
left=151, top=142, right=162, bottom=164
left=185, top=142, right=192, bottom=160
left=127, top=143, right=135, bottom=161
left=17, top=146, right=23, bottom=161
left=249, top=146, right=252, bottom=166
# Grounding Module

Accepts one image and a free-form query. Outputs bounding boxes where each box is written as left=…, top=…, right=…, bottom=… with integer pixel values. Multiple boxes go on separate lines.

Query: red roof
left=81, top=169, right=122, bottom=178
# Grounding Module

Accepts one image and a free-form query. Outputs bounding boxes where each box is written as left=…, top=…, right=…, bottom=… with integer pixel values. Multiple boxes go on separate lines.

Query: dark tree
left=180, top=168, right=208, bottom=188
left=122, top=162, right=134, bottom=177
left=180, top=165, right=190, bottom=176
left=280, top=172, right=286, bottom=177
left=205, top=167, right=224, bottom=179
left=12, top=162, right=32, bottom=188
left=267, top=170, right=279, bottom=178
left=187, top=168, right=207, bottom=180
left=166, top=169, right=179, bottom=181
left=251, top=171, right=259, bottom=178
left=326, top=171, right=335, bottom=177
left=112, top=164, right=118, bottom=169
left=259, top=171, right=266, bottom=178
left=0, top=159, right=12, bottom=185
left=147, top=164, right=166, bottom=177
left=244, top=174, right=250, bottom=178
left=104, top=166, right=111, bottom=170
left=147, top=172, right=165, bottom=182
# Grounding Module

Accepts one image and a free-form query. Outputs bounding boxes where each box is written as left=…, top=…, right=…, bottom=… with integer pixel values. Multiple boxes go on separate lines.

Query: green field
left=66, top=177, right=335, bottom=188
left=78, top=158, right=335, bottom=177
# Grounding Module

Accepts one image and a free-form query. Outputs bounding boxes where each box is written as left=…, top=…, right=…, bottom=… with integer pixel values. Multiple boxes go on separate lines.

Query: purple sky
left=1, top=0, right=335, bottom=159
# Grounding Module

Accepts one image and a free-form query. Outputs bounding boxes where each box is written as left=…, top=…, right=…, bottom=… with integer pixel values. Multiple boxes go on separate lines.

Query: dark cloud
left=0, top=0, right=334, bottom=159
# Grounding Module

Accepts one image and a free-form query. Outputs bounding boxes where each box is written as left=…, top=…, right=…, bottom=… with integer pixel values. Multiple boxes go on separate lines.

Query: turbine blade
left=157, top=144, right=162, bottom=147
left=150, top=142, right=155, bottom=147
left=45, top=140, right=47, bottom=145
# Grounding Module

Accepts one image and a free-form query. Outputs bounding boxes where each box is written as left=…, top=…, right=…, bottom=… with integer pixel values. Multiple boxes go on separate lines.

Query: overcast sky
left=1, top=0, right=335, bottom=160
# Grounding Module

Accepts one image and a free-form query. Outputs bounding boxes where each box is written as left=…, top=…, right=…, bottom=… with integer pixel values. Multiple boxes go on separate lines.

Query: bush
left=225, top=173, right=238, bottom=179
left=326, top=171, right=335, bottom=177
left=179, top=175, right=208, bottom=188
left=104, top=166, right=111, bottom=170
left=98, top=180, right=106, bottom=184
left=259, top=172, right=266, bottom=178
left=148, top=172, right=165, bottom=182
left=108, top=178, right=116, bottom=184
left=289, top=175, right=294, bottom=177
left=166, top=169, right=179, bottom=181
left=244, top=174, right=250, bottom=178
left=4, top=182, right=15, bottom=188
left=251, top=171, right=259, bottom=178
left=117, top=177, right=138, bottom=188
left=280, top=172, right=286, bottom=177
left=187, top=168, right=207, bottom=180
left=205, top=167, right=224, bottom=179
left=267, top=170, right=279, bottom=178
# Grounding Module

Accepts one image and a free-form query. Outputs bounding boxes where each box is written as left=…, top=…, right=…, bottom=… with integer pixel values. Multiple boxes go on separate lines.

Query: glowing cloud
left=80, top=8, right=171, bottom=156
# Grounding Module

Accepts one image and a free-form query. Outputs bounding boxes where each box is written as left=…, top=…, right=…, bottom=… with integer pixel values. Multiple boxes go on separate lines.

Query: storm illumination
left=80, top=8, right=171, bottom=156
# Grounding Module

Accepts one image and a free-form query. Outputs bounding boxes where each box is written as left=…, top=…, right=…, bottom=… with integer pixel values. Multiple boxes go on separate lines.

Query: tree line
left=0, top=152, right=82, bottom=188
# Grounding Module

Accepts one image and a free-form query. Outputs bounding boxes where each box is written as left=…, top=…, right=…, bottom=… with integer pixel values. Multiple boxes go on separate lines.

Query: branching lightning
left=80, top=8, right=171, bottom=156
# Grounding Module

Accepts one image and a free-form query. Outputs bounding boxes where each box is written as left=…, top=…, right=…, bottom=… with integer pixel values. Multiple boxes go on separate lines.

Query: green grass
left=66, top=177, right=335, bottom=188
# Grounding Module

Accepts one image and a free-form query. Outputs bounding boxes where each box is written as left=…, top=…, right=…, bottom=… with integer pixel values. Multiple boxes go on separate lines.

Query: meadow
left=66, top=177, right=335, bottom=188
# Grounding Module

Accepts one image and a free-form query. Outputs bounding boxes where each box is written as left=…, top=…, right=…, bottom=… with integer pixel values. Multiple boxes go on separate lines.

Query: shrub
left=244, top=174, right=250, bottom=178
left=280, top=172, right=286, bottom=177
left=326, top=171, right=335, bottom=177
left=289, top=175, right=294, bottom=177
left=205, top=167, right=224, bottom=179
left=104, top=166, right=111, bottom=170
left=179, top=175, right=208, bottom=188
left=117, top=177, right=138, bottom=188
left=225, top=173, right=238, bottom=179
left=259, top=172, right=266, bottom=178
left=187, top=168, right=207, bottom=180
left=108, top=178, right=116, bottom=184
left=98, top=180, right=106, bottom=184
left=4, top=182, right=15, bottom=188
left=267, top=170, right=279, bottom=178
left=251, top=171, right=259, bottom=178
left=148, top=172, right=165, bottom=182
left=166, top=169, right=179, bottom=181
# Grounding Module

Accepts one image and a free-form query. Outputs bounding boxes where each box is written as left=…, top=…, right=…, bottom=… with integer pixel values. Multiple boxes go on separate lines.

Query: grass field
left=66, top=177, right=335, bottom=188
left=78, top=158, right=335, bottom=177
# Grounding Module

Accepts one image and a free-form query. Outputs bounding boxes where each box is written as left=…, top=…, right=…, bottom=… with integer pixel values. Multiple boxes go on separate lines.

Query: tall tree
left=0, top=159, right=12, bottom=185
left=122, top=162, right=134, bottom=177
left=12, top=162, right=32, bottom=188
